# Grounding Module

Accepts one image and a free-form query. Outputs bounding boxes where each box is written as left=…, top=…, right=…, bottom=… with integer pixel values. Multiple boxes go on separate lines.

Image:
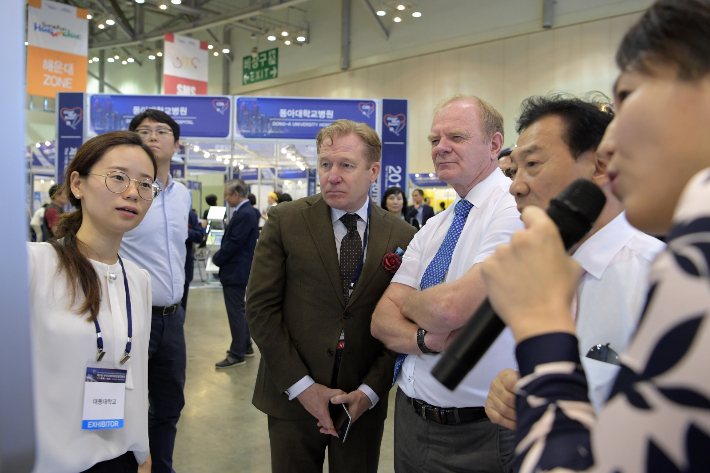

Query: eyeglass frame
left=83, top=171, right=161, bottom=201
left=134, top=127, right=174, bottom=139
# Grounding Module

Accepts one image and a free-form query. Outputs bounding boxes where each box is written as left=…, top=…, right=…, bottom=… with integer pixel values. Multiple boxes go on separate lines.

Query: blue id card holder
left=82, top=361, right=127, bottom=430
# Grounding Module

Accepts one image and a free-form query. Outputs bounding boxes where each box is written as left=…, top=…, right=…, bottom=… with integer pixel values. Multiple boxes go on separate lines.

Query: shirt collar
left=572, top=212, right=637, bottom=280
left=458, top=168, right=507, bottom=208
left=233, top=199, right=249, bottom=212
left=331, top=197, right=370, bottom=224
left=159, top=173, right=174, bottom=192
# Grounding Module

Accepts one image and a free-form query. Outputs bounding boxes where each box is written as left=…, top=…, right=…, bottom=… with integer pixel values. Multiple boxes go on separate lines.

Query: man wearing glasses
left=485, top=95, right=665, bottom=431
left=120, top=109, right=192, bottom=473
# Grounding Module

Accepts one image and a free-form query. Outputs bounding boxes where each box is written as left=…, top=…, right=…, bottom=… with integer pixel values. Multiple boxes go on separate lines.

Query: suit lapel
left=348, top=202, right=392, bottom=306
left=303, top=196, right=346, bottom=308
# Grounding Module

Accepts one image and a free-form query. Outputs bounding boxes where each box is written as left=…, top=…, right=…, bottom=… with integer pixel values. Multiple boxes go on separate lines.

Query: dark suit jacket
left=212, top=201, right=259, bottom=286
left=185, top=209, right=204, bottom=283
left=246, top=194, right=417, bottom=421
left=406, top=204, right=435, bottom=226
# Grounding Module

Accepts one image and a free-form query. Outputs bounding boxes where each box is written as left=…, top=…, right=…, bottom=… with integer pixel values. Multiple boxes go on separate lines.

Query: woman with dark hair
left=203, top=194, right=218, bottom=221
left=481, top=0, right=710, bottom=471
left=381, top=186, right=419, bottom=229
left=29, top=131, right=157, bottom=472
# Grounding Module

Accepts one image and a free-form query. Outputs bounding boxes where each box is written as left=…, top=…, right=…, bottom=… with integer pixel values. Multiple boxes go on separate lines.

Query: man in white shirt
left=371, top=94, right=523, bottom=472
left=484, top=95, right=665, bottom=429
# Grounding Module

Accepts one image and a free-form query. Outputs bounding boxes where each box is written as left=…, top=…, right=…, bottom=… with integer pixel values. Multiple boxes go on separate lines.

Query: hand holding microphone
left=431, top=179, right=606, bottom=390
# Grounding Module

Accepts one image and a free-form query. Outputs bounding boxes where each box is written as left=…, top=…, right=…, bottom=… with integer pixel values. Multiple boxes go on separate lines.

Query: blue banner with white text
left=56, top=92, right=85, bottom=183
left=381, top=99, right=408, bottom=195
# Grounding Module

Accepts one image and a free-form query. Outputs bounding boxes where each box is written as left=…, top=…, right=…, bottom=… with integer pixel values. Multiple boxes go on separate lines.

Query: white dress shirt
left=119, top=175, right=191, bottom=306
left=286, top=198, right=379, bottom=407
left=573, top=212, right=665, bottom=411
left=28, top=243, right=152, bottom=472
left=392, top=169, right=523, bottom=408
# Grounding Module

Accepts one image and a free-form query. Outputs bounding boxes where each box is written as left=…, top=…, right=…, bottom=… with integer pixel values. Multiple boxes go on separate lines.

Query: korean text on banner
left=27, top=0, right=88, bottom=98
left=164, top=33, right=209, bottom=95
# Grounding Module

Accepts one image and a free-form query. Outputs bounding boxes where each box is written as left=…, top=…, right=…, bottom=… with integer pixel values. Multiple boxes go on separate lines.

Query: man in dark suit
left=246, top=120, right=417, bottom=473
left=213, top=179, right=259, bottom=369
left=181, top=208, right=204, bottom=311
left=406, top=188, right=435, bottom=226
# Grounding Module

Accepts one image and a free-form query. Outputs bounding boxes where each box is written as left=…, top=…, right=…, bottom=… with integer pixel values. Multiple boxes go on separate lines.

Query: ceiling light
left=397, top=4, right=405, bottom=10
left=50, top=180, right=55, bottom=184
left=134, top=0, right=144, bottom=3
left=222, top=47, right=230, bottom=53
left=107, top=57, right=114, bottom=62
left=213, top=51, right=219, bottom=56
left=376, top=10, right=386, bottom=16
left=412, top=11, right=422, bottom=17
left=216, top=156, right=222, bottom=162
left=148, top=54, right=155, bottom=60
left=35, top=143, right=41, bottom=148
left=127, top=57, right=134, bottom=63
left=267, top=35, right=276, bottom=41
left=297, top=36, right=306, bottom=42
left=86, top=13, right=92, bottom=19
left=114, top=54, right=119, bottom=59
left=281, top=31, right=288, bottom=36
left=171, top=0, right=181, bottom=3
left=157, top=52, right=162, bottom=57
left=92, top=56, right=99, bottom=61
left=239, top=164, right=244, bottom=170
left=429, top=173, right=434, bottom=177
left=25, top=41, right=28, bottom=45
left=159, top=4, right=167, bottom=9
left=88, top=59, right=93, bottom=63
left=45, top=141, right=51, bottom=146
left=281, top=147, right=288, bottom=153
left=98, top=23, right=105, bottom=29
left=203, top=151, right=210, bottom=158
left=193, top=145, right=200, bottom=152
left=394, top=16, right=402, bottom=22
left=121, top=60, right=127, bottom=65
left=106, top=18, right=115, bottom=25
left=40, top=179, right=45, bottom=184
left=208, top=44, right=213, bottom=49
left=284, top=40, right=291, bottom=45
left=415, top=174, right=419, bottom=177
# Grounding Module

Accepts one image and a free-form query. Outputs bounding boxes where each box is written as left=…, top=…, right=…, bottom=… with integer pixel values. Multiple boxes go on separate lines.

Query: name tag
left=82, top=363, right=127, bottom=430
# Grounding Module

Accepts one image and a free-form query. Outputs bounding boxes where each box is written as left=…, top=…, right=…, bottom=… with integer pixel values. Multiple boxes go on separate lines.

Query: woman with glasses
left=381, top=186, right=420, bottom=229
left=481, top=0, right=710, bottom=471
left=29, top=131, right=158, bottom=472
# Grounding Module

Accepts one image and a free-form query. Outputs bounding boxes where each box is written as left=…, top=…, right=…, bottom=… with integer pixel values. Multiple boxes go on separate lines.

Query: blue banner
left=235, top=97, right=378, bottom=139
left=307, top=169, right=317, bottom=196
left=88, top=95, right=231, bottom=138
left=240, top=167, right=308, bottom=181
left=170, top=161, right=186, bottom=180
left=56, top=92, right=85, bottom=183
left=409, top=173, right=447, bottom=187
left=381, top=99, right=408, bottom=195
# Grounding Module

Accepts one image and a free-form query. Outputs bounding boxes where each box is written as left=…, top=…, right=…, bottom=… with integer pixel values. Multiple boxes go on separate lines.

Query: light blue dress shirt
left=119, top=175, right=192, bottom=307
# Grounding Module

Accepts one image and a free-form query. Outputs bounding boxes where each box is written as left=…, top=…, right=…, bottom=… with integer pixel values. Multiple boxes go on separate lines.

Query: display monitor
left=206, top=206, right=227, bottom=221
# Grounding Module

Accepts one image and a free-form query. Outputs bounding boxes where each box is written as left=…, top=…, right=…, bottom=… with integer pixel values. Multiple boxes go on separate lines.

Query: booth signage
left=27, top=0, right=88, bottom=97
left=170, top=162, right=186, bottom=180
left=381, top=99, right=408, bottom=194
left=56, top=92, right=85, bottom=183
left=239, top=167, right=307, bottom=180
left=89, top=95, right=231, bottom=138
left=307, top=169, right=317, bottom=196
left=235, top=97, right=378, bottom=139
left=242, top=48, right=278, bottom=86
left=409, top=173, right=447, bottom=187
left=164, top=33, right=209, bottom=95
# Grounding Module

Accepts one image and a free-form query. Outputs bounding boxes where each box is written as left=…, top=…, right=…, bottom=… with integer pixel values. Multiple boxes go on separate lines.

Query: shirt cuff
left=516, top=332, right=580, bottom=377
left=357, top=384, right=379, bottom=409
left=285, top=376, right=315, bottom=401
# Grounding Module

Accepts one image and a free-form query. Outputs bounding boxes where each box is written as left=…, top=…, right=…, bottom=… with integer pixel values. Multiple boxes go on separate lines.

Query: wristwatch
left=416, top=328, right=440, bottom=354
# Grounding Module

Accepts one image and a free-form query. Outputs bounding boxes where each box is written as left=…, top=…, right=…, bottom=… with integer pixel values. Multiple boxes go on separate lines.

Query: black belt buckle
left=163, top=305, right=177, bottom=315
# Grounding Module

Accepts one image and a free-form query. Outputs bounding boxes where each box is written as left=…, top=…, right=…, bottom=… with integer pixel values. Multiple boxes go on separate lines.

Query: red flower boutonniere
left=382, top=247, right=405, bottom=274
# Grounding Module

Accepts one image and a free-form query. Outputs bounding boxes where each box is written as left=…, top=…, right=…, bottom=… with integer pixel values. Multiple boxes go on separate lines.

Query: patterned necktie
left=339, top=213, right=362, bottom=304
left=392, top=199, right=474, bottom=386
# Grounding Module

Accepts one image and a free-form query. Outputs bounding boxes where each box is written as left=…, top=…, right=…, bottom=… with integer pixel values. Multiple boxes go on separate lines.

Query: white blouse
left=28, top=243, right=152, bottom=473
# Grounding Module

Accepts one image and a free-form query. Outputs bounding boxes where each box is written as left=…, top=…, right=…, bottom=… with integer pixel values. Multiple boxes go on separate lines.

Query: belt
left=152, top=304, right=179, bottom=316
left=407, top=395, right=488, bottom=425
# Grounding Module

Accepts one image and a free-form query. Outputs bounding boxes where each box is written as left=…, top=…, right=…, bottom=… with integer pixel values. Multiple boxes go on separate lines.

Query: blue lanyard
left=347, top=199, right=371, bottom=302
left=94, top=255, right=133, bottom=364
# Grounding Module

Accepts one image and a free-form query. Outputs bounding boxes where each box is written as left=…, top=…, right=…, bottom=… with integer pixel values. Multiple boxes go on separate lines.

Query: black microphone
left=431, top=179, right=607, bottom=391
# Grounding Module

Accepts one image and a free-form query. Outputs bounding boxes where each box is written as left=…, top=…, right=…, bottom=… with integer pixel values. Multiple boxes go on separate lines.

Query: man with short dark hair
left=43, top=183, right=68, bottom=238
left=498, top=148, right=514, bottom=178
left=485, top=94, right=665, bottom=430
left=120, top=108, right=192, bottom=473
left=247, top=119, right=416, bottom=473
left=406, top=188, right=434, bottom=226
left=213, top=179, right=259, bottom=369
left=372, top=94, right=522, bottom=472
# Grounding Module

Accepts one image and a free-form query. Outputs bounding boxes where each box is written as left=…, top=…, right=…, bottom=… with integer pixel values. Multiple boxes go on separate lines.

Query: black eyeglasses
left=135, top=128, right=173, bottom=138
left=86, top=171, right=161, bottom=201
left=586, top=343, right=621, bottom=366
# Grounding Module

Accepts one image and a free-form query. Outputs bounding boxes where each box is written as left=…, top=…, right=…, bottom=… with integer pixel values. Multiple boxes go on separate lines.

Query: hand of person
left=413, top=202, right=422, bottom=210
left=297, top=383, right=346, bottom=437
left=424, top=329, right=459, bottom=353
left=481, top=206, right=581, bottom=343
left=485, top=369, right=520, bottom=430
left=329, top=389, right=373, bottom=429
left=137, top=454, right=151, bottom=473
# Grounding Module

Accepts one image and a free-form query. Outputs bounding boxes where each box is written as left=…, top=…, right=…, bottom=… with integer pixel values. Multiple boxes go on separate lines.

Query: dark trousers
left=181, top=277, right=191, bottom=311
left=223, top=284, right=252, bottom=360
left=148, top=306, right=187, bottom=473
left=393, top=387, right=516, bottom=473
left=267, top=404, right=386, bottom=473
left=81, top=451, right=138, bottom=472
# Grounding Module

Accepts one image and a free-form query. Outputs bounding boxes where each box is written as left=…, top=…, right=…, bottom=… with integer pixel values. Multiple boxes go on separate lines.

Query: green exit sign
left=242, top=48, right=278, bottom=85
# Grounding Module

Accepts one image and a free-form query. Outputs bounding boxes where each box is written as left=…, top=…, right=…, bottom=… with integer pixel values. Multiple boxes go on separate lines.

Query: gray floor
left=173, top=285, right=397, bottom=473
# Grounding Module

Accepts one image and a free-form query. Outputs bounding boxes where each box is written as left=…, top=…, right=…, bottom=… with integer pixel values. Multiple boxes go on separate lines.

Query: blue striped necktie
left=392, top=199, right=474, bottom=386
